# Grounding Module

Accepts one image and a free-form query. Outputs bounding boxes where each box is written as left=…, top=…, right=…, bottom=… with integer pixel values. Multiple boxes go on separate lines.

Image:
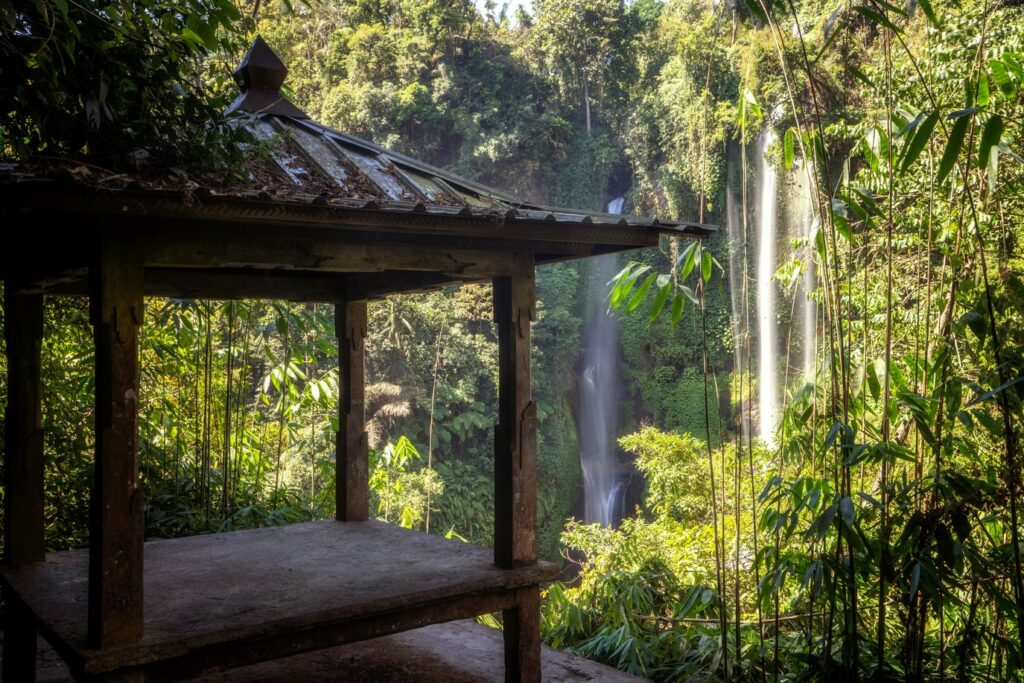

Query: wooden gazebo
left=0, top=38, right=710, bottom=682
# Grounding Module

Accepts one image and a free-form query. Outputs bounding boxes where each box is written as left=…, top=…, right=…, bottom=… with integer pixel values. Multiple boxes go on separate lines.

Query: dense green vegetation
left=3, top=0, right=1024, bottom=680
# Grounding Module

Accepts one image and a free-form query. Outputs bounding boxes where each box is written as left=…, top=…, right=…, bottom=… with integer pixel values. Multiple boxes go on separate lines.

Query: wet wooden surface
left=1, top=520, right=559, bottom=677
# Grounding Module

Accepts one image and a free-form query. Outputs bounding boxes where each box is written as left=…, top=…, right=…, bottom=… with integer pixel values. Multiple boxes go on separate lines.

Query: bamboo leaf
left=909, top=561, right=922, bottom=599
left=916, top=0, right=937, bottom=24
left=977, top=72, right=990, bottom=107
left=839, top=496, right=855, bottom=527
left=701, top=249, right=712, bottom=283
left=650, top=283, right=672, bottom=322
left=853, top=5, right=901, bottom=33
left=977, top=115, right=1003, bottom=168
left=966, top=375, right=1024, bottom=407
left=626, top=273, right=657, bottom=312
left=900, top=109, right=938, bottom=173
left=937, top=115, right=969, bottom=185
left=670, top=293, right=686, bottom=327
left=989, top=59, right=1013, bottom=95
left=676, top=241, right=698, bottom=280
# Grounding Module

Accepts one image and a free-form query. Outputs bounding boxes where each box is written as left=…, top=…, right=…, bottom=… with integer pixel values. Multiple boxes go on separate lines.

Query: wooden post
left=88, top=240, right=144, bottom=648
left=2, top=284, right=44, bottom=682
left=493, top=273, right=540, bottom=683
left=335, top=300, right=368, bottom=521
left=503, top=587, right=541, bottom=683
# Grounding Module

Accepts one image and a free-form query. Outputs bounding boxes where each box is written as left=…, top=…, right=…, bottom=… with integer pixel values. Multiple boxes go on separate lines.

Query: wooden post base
left=502, top=586, right=541, bottom=683
left=2, top=593, right=37, bottom=682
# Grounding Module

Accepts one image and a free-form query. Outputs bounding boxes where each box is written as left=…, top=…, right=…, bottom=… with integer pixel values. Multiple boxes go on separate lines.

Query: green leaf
left=701, top=249, right=712, bottom=283
left=650, top=282, right=672, bottom=322
left=909, top=561, right=922, bottom=599
left=966, top=375, right=1024, bottom=407
left=783, top=127, right=796, bottom=169
left=989, top=59, right=1013, bottom=95
left=916, top=0, right=938, bottom=25
left=977, top=72, right=990, bottom=107
left=626, top=272, right=657, bottom=312
left=839, top=496, right=855, bottom=527
left=670, top=294, right=686, bottom=327
left=678, top=241, right=699, bottom=281
left=937, top=115, right=969, bottom=185
left=900, top=109, right=938, bottom=173
left=977, top=115, right=1003, bottom=168
left=853, top=5, right=901, bottom=33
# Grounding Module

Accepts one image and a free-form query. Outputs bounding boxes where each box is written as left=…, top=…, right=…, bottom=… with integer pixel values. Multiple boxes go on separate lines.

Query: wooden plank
left=3, top=285, right=45, bottom=565
left=492, top=273, right=537, bottom=569
left=0, top=520, right=560, bottom=676
left=2, top=284, right=44, bottom=683
left=46, top=268, right=467, bottom=301
left=336, top=301, right=368, bottom=521
left=143, top=588, right=517, bottom=682
left=344, top=271, right=466, bottom=300
left=88, top=240, right=144, bottom=648
left=141, top=234, right=533, bottom=278
left=503, top=587, right=541, bottom=683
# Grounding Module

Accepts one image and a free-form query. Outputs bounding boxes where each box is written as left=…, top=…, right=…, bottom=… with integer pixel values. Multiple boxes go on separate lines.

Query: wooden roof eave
left=0, top=184, right=668, bottom=300
left=0, top=182, right=665, bottom=255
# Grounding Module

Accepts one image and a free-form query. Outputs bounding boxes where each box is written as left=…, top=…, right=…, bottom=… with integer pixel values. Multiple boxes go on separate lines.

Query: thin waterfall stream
left=756, top=129, right=779, bottom=448
left=579, top=197, right=626, bottom=526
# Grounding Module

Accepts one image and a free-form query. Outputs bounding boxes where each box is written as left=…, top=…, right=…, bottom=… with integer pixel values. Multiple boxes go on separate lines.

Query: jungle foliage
left=2, top=0, right=1024, bottom=681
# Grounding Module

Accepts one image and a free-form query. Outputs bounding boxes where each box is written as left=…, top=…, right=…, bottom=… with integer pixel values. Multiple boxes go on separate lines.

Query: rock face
left=8, top=621, right=649, bottom=682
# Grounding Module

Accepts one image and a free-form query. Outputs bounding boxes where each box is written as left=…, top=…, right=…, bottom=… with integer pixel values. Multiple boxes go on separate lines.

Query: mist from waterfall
left=756, top=130, right=779, bottom=448
left=578, top=197, right=626, bottom=526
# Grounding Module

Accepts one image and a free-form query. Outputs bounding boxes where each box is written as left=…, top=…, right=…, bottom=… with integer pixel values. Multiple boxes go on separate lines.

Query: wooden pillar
left=88, top=241, right=144, bottom=648
left=493, top=273, right=540, bottom=683
left=2, top=284, right=44, bottom=682
left=503, top=587, right=541, bottom=683
left=335, top=300, right=368, bottom=521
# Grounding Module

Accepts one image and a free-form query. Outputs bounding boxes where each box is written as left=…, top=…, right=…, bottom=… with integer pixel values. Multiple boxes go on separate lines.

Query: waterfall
left=725, top=165, right=751, bottom=439
left=794, top=161, right=818, bottom=381
left=578, top=197, right=625, bottom=526
left=756, top=130, right=779, bottom=448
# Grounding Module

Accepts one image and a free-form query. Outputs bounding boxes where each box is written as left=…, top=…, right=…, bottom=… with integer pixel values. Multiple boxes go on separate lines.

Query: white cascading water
left=579, top=197, right=626, bottom=526
left=794, top=161, right=818, bottom=381
left=756, top=130, right=779, bottom=448
left=725, top=173, right=751, bottom=439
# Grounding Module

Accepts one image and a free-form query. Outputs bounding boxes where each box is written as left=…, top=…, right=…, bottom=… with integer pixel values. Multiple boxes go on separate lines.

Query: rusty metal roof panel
left=278, top=120, right=351, bottom=192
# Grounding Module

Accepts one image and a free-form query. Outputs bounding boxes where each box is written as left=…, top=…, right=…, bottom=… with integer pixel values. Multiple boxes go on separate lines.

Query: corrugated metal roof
left=226, top=37, right=713, bottom=237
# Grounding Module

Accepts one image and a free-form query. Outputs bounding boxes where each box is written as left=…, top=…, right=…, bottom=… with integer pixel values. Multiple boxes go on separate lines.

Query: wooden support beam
left=142, top=235, right=533, bottom=279
left=88, top=240, right=144, bottom=648
left=2, top=283, right=45, bottom=682
left=3, top=285, right=45, bottom=564
left=335, top=300, right=368, bottom=521
left=493, top=272, right=540, bottom=681
left=493, top=273, right=537, bottom=568
left=502, top=587, right=541, bottom=683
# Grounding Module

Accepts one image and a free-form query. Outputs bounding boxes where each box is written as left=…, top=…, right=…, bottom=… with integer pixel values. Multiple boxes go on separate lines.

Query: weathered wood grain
left=503, top=587, right=542, bottom=683
left=3, top=285, right=45, bottom=566
left=493, top=274, right=538, bottom=569
left=2, top=284, right=45, bottom=683
left=88, top=240, right=145, bottom=648
left=0, top=520, right=559, bottom=678
left=336, top=301, right=368, bottom=522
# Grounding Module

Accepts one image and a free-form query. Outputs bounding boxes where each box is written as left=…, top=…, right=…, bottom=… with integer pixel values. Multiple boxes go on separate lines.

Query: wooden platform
left=6, top=621, right=648, bottom=683
left=1, top=521, right=559, bottom=681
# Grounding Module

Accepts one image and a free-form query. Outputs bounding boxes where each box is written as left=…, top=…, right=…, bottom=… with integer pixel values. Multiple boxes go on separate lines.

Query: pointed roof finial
left=226, top=36, right=308, bottom=119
